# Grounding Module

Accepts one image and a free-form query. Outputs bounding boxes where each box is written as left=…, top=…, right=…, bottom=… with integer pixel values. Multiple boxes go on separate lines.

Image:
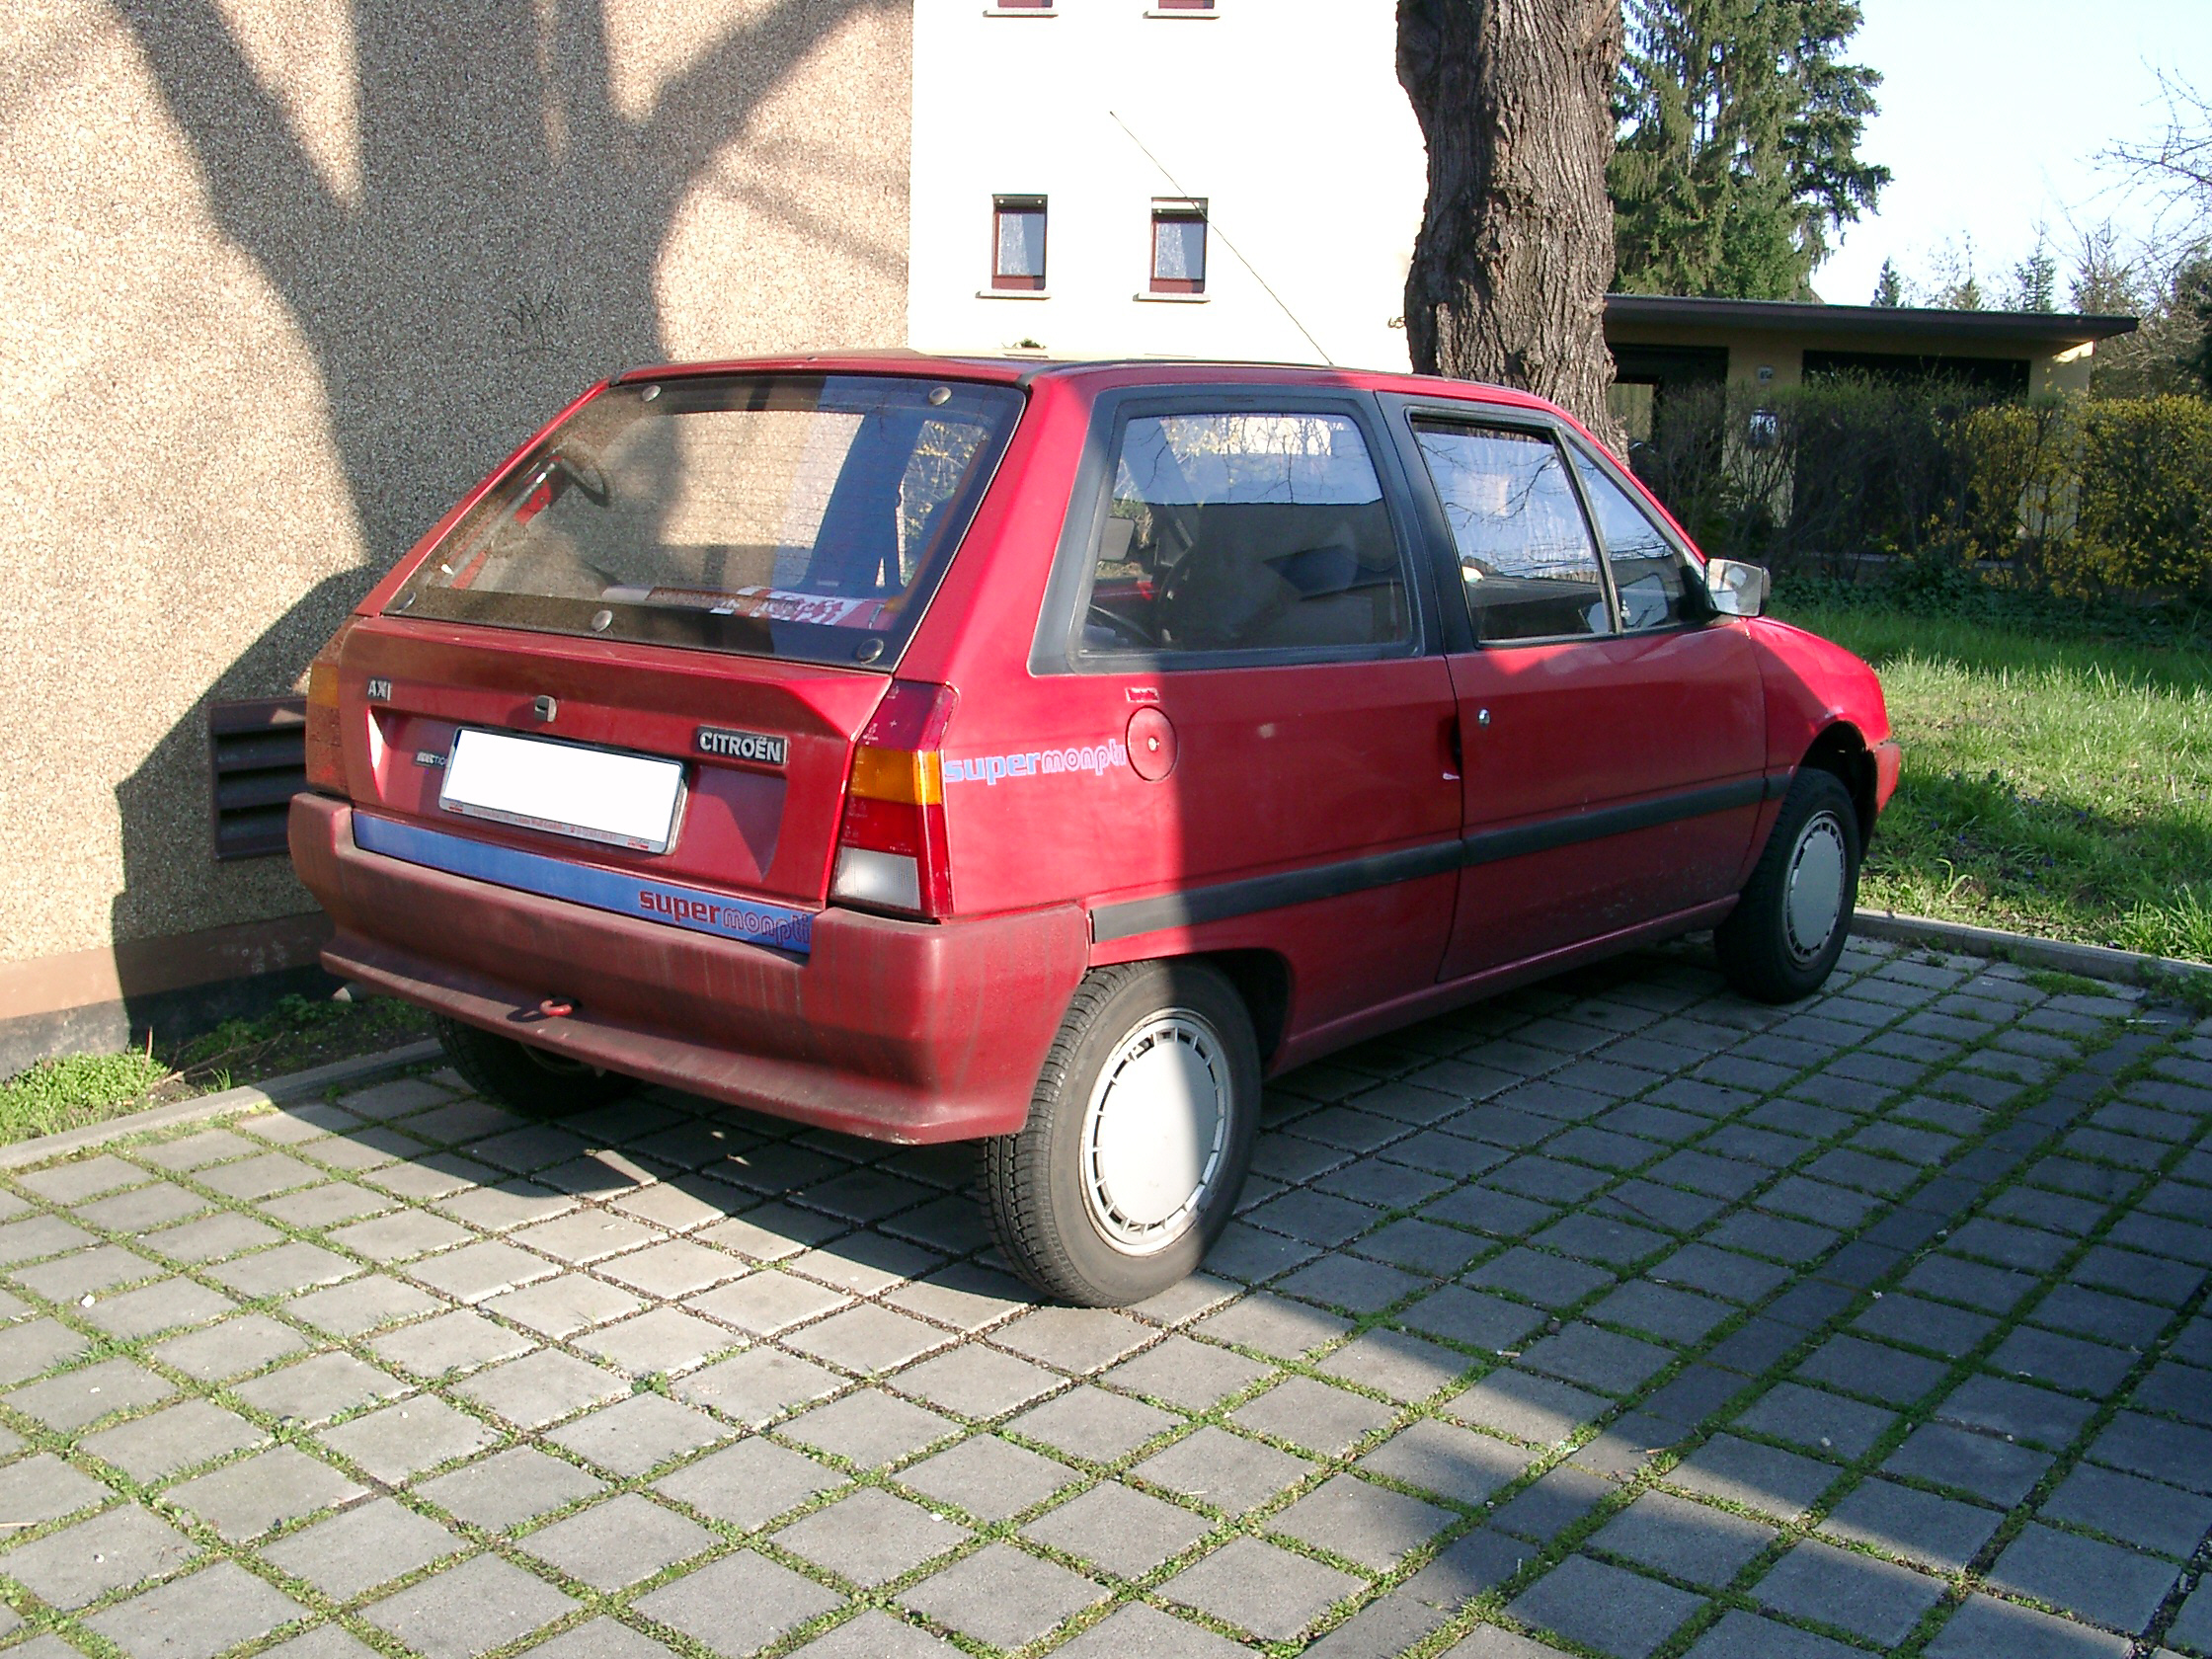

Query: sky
left=1812, top=0, right=2212, bottom=309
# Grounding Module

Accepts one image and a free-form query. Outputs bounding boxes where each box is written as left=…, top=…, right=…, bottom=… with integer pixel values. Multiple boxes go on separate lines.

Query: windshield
left=389, top=374, right=1024, bottom=668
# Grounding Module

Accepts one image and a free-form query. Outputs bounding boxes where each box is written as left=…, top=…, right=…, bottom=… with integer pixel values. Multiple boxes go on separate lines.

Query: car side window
left=1410, top=422, right=1612, bottom=644
left=1570, top=448, right=1696, bottom=631
left=1080, top=412, right=1411, bottom=659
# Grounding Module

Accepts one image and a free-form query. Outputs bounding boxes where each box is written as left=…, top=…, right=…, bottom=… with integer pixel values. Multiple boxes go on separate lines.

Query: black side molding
left=1090, top=771, right=1789, bottom=945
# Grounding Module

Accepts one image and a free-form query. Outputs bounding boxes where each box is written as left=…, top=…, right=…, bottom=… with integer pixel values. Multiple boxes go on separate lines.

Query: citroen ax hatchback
left=290, top=356, right=1899, bottom=1305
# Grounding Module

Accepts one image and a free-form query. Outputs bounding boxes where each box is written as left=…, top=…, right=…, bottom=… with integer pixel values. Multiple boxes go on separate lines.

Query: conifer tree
left=1870, top=258, right=1903, bottom=306
left=1612, top=0, right=1889, bottom=299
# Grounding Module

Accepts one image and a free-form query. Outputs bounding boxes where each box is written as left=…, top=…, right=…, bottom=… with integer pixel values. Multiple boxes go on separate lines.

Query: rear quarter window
left=1078, top=410, right=1412, bottom=661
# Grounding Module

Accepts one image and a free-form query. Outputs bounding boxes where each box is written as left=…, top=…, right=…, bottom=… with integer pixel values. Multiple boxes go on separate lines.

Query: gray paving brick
left=82, top=1398, right=265, bottom=1481
left=1851, top=1293, right=1998, bottom=1358
left=1492, top=1466, right=1614, bottom=1542
left=1193, top=1292, right=1349, bottom=1358
left=1682, top=1610, right=1863, bottom=1659
left=785, top=1386, right=958, bottom=1466
left=1754, top=1538, right=1944, bottom=1646
left=1464, top=1247, right=1615, bottom=1307
left=1593, top=1490, right=1775, bottom=1586
left=236, top=1351, right=405, bottom=1423
left=287, top=1273, right=444, bottom=1336
left=541, top=1391, right=726, bottom=1477
left=1883, top=1421, right=2053, bottom=1506
left=85, top=1559, right=308, bottom=1659
left=166, top=1445, right=366, bottom=1541
left=1160, top=1536, right=1361, bottom=1643
left=1650, top=1243, right=1790, bottom=1304
left=262, top=1496, right=458, bottom=1599
left=1666, top=1434, right=1838, bottom=1520
left=897, top=1435, right=1074, bottom=1523
left=1992, top=1325, right=2138, bottom=1394
left=1103, top=1333, right=1270, bottom=1411
left=1448, top=1368, right=1607, bottom=1445
left=453, top=1348, right=624, bottom=1428
left=1272, top=1472, right=1453, bottom=1570
left=686, top=1269, right=850, bottom=1336
left=672, top=1347, right=838, bottom=1426
left=1051, top=1603, right=1249, bottom=1658
left=483, top=1272, right=641, bottom=1338
left=1737, top=1381, right=1897, bottom=1460
left=1510, top=1553, right=1704, bottom=1659
left=1519, top=1322, right=1672, bottom=1394
left=0, top=1506, right=197, bottom=1607
left=7, top=1356, right=174, bottom=1429
left=2091, top=1410, right=2212, bottom=1493
left=321, top=1394, right=497, bottom=1483
left=1232, top=1375, right=1395, bottom=1455
left=365, top=1554, right=579, bottom=1659
left=1924, top=1592, right=2132, bottom=1658
left=145, top=1211, right=281, bottom=1263
left=152, top=1312, right=309, bottom=1382
left=1136, top=1425, right=1312, bottom=1514
left=2041, top=1461, right=2212, bottom=1557
left=417, top=1445, right=604, bottom=1529
left=521, top=1492, right=717, bottom=1591
left=526, top=1620, right=689, bottom=1659
left=1819, top=1476, right=2003, bottom=1572
left=1015, top=1480, right=1205, bottom=1578
left=370, top=1306, right=534, bottom=1376
left=1938, top=1374, right=2101, bottom=1450
left=1358, top=1416, right=1528, bottom=1505
left=2171, top=1586, right=2212, bottom=1655
left=1989, top=1522, right=2178, bottom=1633
left=1009, top=1384, right=1175, bottom=1462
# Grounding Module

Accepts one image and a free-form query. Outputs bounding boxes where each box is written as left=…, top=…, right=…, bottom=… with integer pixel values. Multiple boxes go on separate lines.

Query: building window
left=992, top=0, right=1054, bottom=8
left=992, top=197, right=1047, bottom=290
left=1150, top=200, right=1207, bottom=294
left=1154, top=0, right=1216, bottom=9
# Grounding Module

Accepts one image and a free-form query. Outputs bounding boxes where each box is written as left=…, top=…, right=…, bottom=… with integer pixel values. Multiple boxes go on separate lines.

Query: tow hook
left=535, top=998, right=575, bottom=1020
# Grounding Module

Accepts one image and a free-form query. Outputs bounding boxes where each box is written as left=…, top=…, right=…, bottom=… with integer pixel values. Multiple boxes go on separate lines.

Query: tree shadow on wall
left=104, top=0, right=904, bottom=1041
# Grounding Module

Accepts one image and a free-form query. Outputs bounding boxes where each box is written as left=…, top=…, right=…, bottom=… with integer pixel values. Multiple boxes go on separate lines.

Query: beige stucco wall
left=1605, top=324, right=2097, bottom=393
left=0, top=0, right=910, bottom=982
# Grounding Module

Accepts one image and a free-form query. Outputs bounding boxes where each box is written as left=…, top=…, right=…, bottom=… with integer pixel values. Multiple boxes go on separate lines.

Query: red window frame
left=1149, top=203, right=1208, bottom=294
left=991, top=197, right=1048, bottom=291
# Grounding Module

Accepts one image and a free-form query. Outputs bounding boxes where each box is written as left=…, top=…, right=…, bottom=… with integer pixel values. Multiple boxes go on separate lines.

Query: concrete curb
left=1852, top=908, right=2209, bottom=988
left=0, top=1038, right=442, bottom=1171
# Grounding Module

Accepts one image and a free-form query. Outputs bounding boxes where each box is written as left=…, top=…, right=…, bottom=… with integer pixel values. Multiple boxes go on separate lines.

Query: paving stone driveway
left=0, top=939, right=2207, bottom=1659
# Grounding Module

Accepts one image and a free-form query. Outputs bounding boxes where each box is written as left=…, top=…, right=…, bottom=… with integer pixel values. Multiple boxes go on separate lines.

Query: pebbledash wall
left=0, top=0, right=913, bottom=1071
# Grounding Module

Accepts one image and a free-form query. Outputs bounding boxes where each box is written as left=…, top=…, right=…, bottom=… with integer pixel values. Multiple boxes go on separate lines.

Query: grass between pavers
left=0, top=947, right=2197, bottom=1659
left=1775, top=598, right=2212, bottom=965
left=0, top=993, right=434, bottom=1147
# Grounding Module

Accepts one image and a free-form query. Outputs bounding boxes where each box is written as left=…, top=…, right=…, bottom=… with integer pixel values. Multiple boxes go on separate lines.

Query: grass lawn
left=1776, top=600, right=2212, bottom=964
left=0, top=992, right=433, bottom=1146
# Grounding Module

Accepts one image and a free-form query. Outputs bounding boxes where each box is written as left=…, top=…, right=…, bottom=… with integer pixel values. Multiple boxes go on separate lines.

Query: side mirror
left=1703, top=558, right=1770, bottom=618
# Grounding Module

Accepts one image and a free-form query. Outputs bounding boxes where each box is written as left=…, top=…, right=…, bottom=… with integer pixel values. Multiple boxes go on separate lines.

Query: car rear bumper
left=289, top=794, right=1088, bottom=1143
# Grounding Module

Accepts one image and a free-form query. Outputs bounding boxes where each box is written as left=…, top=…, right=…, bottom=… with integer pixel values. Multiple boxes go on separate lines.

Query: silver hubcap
left=1080, top=1011, right=1230, bottom=1256
left=1784, top=812, right=1849, bottom=965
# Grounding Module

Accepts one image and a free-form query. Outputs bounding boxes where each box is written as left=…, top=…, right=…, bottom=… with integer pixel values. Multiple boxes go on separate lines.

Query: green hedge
left=1629, top=379, right=2212, bottom=602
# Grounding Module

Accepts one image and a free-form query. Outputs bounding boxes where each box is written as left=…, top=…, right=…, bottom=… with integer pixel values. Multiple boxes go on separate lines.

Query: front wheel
left=1715, top=767, right=1861, bottom=1003
left=983, top=961, right=1260, bottom=1306
left=434, top=1017, right=636, bottom=1116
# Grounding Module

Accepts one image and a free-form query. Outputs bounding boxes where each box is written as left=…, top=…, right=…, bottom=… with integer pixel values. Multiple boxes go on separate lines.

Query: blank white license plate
left=439, top=729, right=684, bottom=854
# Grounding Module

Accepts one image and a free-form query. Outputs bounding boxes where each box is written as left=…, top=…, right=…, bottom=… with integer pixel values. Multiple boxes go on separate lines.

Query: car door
left=1384, top=405, right=1766, bottom=983
left=1017, top=390, right=1464, bottom=1032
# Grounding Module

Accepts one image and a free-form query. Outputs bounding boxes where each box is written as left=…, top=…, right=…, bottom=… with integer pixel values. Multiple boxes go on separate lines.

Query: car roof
left=611, top=350, right=1560, bottom=418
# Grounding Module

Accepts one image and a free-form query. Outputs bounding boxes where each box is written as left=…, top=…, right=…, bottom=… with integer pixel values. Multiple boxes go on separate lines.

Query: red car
left=291, top=356, right=1899, bottom=1305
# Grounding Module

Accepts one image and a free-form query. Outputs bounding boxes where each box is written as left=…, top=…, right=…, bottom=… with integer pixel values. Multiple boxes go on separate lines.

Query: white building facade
left=907, top=0, right=1430, bottom=371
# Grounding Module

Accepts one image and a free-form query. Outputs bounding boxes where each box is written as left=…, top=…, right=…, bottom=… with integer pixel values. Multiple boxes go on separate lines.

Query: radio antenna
left=1107, top=110, right=1337, bottom=366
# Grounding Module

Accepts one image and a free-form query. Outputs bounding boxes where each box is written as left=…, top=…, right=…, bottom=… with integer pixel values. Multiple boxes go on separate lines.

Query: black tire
left=434, top=1017, right=636, bottom=1116
left=1715, top=767, right=1861, bottom=1003
left=983, top=961, right=1260, bottom=1307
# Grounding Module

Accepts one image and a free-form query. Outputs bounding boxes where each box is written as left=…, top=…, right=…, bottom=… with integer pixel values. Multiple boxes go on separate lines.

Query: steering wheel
left=549, top=450, right=609, bottom=507
left=1088, top=601, right=1154, bottom=648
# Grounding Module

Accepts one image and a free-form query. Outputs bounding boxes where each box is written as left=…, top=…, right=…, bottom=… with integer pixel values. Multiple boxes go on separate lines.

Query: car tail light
left=302, top=617, right=362, bottom=796
left=832, top=681, right=959, bottom=917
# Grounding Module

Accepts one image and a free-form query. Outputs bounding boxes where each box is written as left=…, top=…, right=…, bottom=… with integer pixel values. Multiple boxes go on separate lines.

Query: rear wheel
left=434, top=1017, right=635, bottom=1116
left=1715, top=767, right=1860, bottom=1003
left=984, top=961, right=1259, bottom=1306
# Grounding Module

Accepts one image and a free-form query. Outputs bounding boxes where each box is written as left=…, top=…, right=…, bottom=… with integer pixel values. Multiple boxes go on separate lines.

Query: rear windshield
left=389, top=374, right=1024, bottom=667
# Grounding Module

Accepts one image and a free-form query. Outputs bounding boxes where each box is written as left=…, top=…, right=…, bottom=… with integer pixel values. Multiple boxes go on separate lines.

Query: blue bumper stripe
left=352, top=814, right=814, bottom=955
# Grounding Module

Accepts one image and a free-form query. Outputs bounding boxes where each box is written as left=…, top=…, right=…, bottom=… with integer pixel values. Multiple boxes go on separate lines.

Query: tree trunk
left=1399, top=0, right=1624, bottom=448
